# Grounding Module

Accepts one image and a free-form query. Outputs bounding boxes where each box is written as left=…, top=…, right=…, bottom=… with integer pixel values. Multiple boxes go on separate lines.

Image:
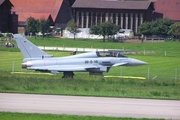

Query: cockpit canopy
left=96, top=50, right=127, bottom=57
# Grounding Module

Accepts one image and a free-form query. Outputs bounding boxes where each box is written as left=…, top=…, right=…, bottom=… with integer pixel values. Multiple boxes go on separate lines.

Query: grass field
left=0, top=112, right=163, bottom=120
left=0, top=50, right=179, bottom=80
left=1, top=36, right=180, bottom=54
left=0, top=72, right=180, bottom=99
left=0, top=39, right=180, bottom=100
left=27, top=37, right=179, bottom=51
left=0, top=37, right=179, bottom=119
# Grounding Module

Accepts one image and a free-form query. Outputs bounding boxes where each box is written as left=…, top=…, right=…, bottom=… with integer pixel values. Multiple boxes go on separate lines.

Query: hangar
left=72, top=0, right=154, bottom=34
left=6, top=0, right=180, bottom=35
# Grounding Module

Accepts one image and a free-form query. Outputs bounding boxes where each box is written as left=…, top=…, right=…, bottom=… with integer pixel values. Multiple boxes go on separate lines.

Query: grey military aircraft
left=13, top=34, right=147, bottom=78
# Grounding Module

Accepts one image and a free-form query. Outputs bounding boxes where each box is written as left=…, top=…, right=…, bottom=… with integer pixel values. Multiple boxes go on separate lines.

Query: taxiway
left=0, top=93, right=180, bottom=119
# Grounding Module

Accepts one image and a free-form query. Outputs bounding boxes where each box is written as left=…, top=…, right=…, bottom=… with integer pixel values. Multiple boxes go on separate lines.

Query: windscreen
left=96, top=51, right=127, bottom=57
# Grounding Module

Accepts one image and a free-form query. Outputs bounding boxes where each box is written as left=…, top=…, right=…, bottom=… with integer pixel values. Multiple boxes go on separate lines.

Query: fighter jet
left=13, top=34, right=147, bottom=78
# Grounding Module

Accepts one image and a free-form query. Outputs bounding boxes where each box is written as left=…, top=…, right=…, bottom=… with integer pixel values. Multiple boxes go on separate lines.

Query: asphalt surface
left=0, top=93, right=180, bottom=119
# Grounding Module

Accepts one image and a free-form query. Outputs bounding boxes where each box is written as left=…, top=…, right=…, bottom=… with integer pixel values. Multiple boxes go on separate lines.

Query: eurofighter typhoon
left=13, top=34, right=147, bottom=78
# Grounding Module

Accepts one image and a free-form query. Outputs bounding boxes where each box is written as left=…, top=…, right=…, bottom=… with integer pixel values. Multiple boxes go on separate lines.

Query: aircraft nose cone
left=130, top=58, right=147, bottom=66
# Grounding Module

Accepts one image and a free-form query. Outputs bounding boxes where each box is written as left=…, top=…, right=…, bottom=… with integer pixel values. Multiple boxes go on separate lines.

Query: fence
left=0, top=45, right=179, bottom=80
left=115, top=67, right=179, bottom=80
left=38, top=46, right=179, bottom=57
left=0, top=61, right=179, bottom=81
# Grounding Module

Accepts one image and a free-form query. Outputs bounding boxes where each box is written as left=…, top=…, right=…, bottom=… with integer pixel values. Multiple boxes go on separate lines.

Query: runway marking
left=104, top=76, right=146, bottom=80
left=11, top=72, right=53, bottom=75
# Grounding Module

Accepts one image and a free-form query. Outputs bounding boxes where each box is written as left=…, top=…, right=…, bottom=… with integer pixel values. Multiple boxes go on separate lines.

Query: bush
left=6, top=33, right=13, bottom=38
left=0, top=33, right=4, bottom=37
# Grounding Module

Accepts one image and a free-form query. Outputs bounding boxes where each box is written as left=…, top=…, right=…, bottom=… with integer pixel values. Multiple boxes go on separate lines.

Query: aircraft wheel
left=62, top=72, right=74, bottom=79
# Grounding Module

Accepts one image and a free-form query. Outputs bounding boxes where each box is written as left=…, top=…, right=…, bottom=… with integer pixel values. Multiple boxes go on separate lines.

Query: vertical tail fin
left=13, top=34, right=49, bottom=58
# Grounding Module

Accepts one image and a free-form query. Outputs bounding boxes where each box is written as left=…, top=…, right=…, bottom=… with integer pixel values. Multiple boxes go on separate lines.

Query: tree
left=66, top=19, right=81, bottom=40
left=90, top=22, right=119, bottom=42
left=138, top=22, right=152, bottom=36
left=151, top=18, right=174, bottom=36
left=39, top=18, right=50, bottom=39
left=26, top=17, right=39, bottom=37
left=138, top=18, right=174, bottom=36
left=90, top=24, right=100, bottom=35
left=168, top=22, right=180, bottom=41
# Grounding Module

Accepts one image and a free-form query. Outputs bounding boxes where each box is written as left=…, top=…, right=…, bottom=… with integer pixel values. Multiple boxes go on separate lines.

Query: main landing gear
left=62, top=71, right=74, bottom=78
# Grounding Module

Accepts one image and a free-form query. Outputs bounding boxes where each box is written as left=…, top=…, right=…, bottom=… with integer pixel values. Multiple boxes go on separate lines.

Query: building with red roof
left=10, top=0, right=73, bottom=34
left=153, top=0, right=180, bottom=22
left=6, top=0, right=180, bottom=35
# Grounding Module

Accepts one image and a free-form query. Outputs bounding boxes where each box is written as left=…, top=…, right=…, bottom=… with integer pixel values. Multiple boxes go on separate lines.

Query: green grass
left=0, top=112, right=162, bottom=120
left=0, top=51, right=179, bottom=80
left=1, top=36, right=180, bottom=57
left=0, top=39, right=180, bottom=99
left=0, top=71, right=180, bottom=99
left=0, top=38, right=179, bottom=119
left=27, top=37, right=180, bottom=54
